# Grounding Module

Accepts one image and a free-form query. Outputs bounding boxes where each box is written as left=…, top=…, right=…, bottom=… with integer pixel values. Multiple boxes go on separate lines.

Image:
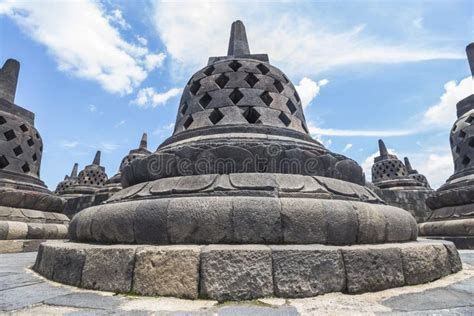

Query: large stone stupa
left=34, top=21, right=461, bottom=301
left=419, top=43, right=474, bottom=248
left=369, top=139, right=433, bottom=222
left=0, top=59, right=69, bottom=253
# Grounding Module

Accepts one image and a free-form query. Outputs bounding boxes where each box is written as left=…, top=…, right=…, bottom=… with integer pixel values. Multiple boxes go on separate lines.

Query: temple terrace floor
left=1, top=247, right=473, bottom=315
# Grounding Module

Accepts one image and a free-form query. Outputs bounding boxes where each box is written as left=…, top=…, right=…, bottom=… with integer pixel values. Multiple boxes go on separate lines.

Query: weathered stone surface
left=271, top=245, right=345, bottom=297
left=380, top=205, right=417, bottom=242
left=280, top=198, right=327, bottom=244
left=90, top=201, right=137, bottom=243
left=0, top=240, right=22, bottom=253
left=200, top=245, right=273, bottom=301
left=72, top=206, right=99, bottom=242
left=0, top=221, right=8, bottom=239
left=134, top=199, right=169, bottom=244
left=167, top=197, right=232, bottom=244
left=33, top=243, right=56, bottom=279
left=51, top=245, right=86, bottom=286
left=342, top=246, right=404, bottom=293
left=82, top=246, right=136, bottom=293
left=232, top=197, right=282, bottom=243
left=445, top=242, right=463, bottom=272
left=133, top=246, right=201, bottom=299
left=354, top=202, right=386, bottom=243
left=6, top=221, right=27, bottom=239
left=400, top=244, right=447, bottom=285
left=22, top=239, right=44, bottom=252
left=325, top=200, right=357, bottom=245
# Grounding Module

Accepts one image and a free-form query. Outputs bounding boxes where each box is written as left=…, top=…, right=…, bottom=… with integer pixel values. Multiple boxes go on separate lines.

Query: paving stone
left=0, top=282, right=73, bottom=311
left=232, top=197, right=282, bottom=243
left=271, top=245, right=345, bottom=297
left=82, top=246, right=136, bottom=293
left=133, top=245, right=201, bottom=299
left=342, top=246, right=405, bottom=293
left=0, top=272, right=42, bottom=291
left=44, top=292, right=124, bottom=310
left=200, top=245, right=273, bottom=301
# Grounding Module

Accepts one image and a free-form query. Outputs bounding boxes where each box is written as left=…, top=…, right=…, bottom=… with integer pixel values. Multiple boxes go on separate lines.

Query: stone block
left=342, top=246, right=404, bottom=293
left=51, top=245, right=86, bottom=287
left=133, top=246, right=201, bottom=299
left=432, top=244, right=451, bottom=278
left=200, top=245, right=273, bottom=301
left=354, top=202, right=386, bottom=243
left=0, top=221, right=8, bottom=239
left=73, top=206, right=99, bottom=241
left=271, top=245, right=345, bottom=298
left=22, top=239, right=44, bottom=252
left=134, top=199, right=169, bottom=244
left=379, top=205, right=415, bottom=242
left=6, top=221, right=28, bottom=239
left=0, top=240, right=23, bottom=253
left=90, top=202, right=137, bottom=243
left=232, top=197, right=282, bottom=243
left=325, top=200, right=358, bottom=245
left=400, top=244, right=446, bottom=285
left=33, top=243, right=56, bottom=279
left=444, top=243, right=463, bottom=272
left=280, top=198, right=329, bottom=244
left=82, top=246, right=136, bottom=293
left=43, top=224, right=59, bottom=239
left=167, top=197, right=232, bottom=244
left=27, top=223, right=44, bottom=239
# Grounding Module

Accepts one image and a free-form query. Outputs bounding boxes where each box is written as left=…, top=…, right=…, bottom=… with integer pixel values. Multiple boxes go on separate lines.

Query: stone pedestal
left=34, top=21, right=461, bottom=300
left=419, top=43, right=474, bottom=248
left=0, top=59, right=68, bottom=253
left=370, top=140, right=433, bottom=222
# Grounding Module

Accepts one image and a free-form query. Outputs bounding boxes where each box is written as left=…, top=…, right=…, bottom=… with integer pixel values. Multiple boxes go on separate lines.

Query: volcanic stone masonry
left=34, top=21, right=462, bottom=301
left=419, top=43, right=474, bottom=249
left=0, top=59, right=69, bottom=253
left=369, top=139, right=433, bottom=222
left=56, top=133, right=151, bottom=218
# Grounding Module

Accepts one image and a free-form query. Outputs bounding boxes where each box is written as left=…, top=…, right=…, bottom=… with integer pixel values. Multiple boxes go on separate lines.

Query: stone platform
left=33, top=240, right=462, bottom=301
left=1, top=250, right=473, bottom=314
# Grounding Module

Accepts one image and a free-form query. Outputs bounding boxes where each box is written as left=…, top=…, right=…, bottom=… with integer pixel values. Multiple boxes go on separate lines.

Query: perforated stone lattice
left=450, top=110, right=474, bottom=172
left=76, top=168, right=108, bottom=186
left=372, top=159, right=408, bottom=181
left=0, top=112, right=42, bottom=177
left=174, top=59, right=307, bottom=134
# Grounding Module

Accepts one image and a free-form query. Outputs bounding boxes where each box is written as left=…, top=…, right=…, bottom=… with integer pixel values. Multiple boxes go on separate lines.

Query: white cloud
left=114, top=119, right=126, bottom=128
left=136, top=35, right=148, bottom=46
left=144, top=53, right=166, bottom=71
left=413, top=17, right=423, bottom=29
left=88, top=104, right=97, bottom=113
left=0, top=1, right=165, bottom=95
left=132, top=87, right=181, bottom=108
left=107, top=9, right=130, bottom=30
left=152, top=2, right=462, bottom=77
left=423, top=76, right=473, bottom=127
left=295, top=78, right=329, bottom=109
left=98, top=142, right=119, bottom=153
left=342, top=143, right=353, bottom=152
left=60, top=140, right=80, bottom=149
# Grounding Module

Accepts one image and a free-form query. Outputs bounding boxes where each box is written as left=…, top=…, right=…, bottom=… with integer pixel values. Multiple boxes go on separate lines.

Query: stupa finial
left=227, top=20, right=250, bottom=56
left=467, top=43, right=474, bottom=77
left=404, top=157, right=414, bottom=172
left=92, top=151, right=101, bottom=165
left=0, top=59, right=20, bottom=103
left=70, top=163, right=79, bottom=178
left=378, top=139, right=388, bottom=156
left=139, top=133, right=148, bottom=150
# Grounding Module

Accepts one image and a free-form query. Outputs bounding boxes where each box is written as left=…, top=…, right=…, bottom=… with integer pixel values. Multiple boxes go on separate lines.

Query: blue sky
left=0, top=0, right=472, bottom=189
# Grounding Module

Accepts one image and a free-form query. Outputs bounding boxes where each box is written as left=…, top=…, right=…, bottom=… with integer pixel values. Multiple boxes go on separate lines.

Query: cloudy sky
left=0, top=0, right=472, bottom=189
